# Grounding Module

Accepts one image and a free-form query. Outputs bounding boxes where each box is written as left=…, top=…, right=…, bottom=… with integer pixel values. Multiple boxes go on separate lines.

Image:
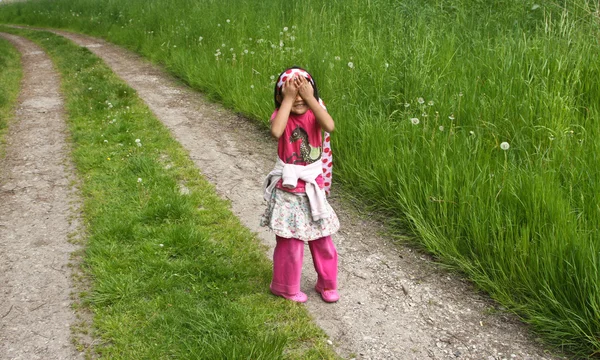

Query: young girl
left=261, top=67, right=340, bottom=303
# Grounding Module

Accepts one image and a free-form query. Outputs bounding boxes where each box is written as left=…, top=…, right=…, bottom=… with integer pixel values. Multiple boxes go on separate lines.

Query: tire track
left=0, top=33, right=82, bottom=360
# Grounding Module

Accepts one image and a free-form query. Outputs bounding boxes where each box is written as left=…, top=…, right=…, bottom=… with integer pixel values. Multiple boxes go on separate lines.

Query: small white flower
left=244, top=49, right=248, bottom=54
left=104, top=139, right=108, bottom=143
left=135, top=139, right=141, bottom=143
left=229, top=48, right=234, bottom=52
left=500, top=142, right=510, bottom=150
left=404, top=103, right=410, bottom=108
left=428, top=100, right=434, bottom=106
left=449, top=114, right=455, bottom=120
left=283, top=26, right=288, bottom=32
left=439, top=126, right=444, bottom=131
left=271, top=44, right=276, bottom=49
left=159, top=243, right=164, bottom=247
left=198, top=36, right=203, bottom=41
left=410, top=118, right=420, bottom=125
left=137, top=178, right=142, bottom=183
left=290, top=36, right=295, bottom=41
left=270, top=75, right=275, bottom=80
left=88, top=87, right=93, bottom=90
left=347, top=62, right=354, bottom=69
left=459, top=92, right=463, bottom=97
left=279, top=41, right=284, bottom=47
left=250, top=85, right=254, bottom=89
left=469, top=131, right=475, bottom=136
left=217, top=23, right=221, bottom=27
left=384, top=63, right=389, bottom=69
left=221, top=43, right=225, bottom=47
left=250, top=51, right=255, bottom=55
left=417, top=97, right=425, bottom=105
left=422, top=113, right=428, bottom=118
left=335, top=56, right=341, bottom=61
left=226, top=19, right=230, bottom=23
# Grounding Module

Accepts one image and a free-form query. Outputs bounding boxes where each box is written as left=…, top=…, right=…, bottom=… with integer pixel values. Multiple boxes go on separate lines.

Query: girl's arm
left=271, top=79, right=298, bottom=138
left=297, top=77, right=335, bottom=133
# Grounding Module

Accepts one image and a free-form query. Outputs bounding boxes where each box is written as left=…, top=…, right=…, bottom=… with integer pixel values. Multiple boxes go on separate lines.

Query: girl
left=261, top=67, right=340, bottom=303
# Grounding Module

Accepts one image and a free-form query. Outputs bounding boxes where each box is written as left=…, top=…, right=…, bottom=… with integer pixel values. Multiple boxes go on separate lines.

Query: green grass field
left=0, top=36, right=21, bottom=156
left=1, top=0, right=599, bottom=356
left=0, top=25, right=337, bottom=359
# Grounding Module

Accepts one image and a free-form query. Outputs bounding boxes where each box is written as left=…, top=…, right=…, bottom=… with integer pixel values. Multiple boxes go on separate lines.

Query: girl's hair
left=273, top=66, right=320, bottom=108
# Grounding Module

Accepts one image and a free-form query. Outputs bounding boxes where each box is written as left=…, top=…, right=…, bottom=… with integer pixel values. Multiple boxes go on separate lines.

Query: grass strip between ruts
left=0, top=26, right=338, bottom=360
left=0, top=35, right=22, bottom=158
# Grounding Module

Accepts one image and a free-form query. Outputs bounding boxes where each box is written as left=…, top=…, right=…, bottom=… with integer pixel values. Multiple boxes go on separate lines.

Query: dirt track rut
left=0, top=33, right=82, bottom=360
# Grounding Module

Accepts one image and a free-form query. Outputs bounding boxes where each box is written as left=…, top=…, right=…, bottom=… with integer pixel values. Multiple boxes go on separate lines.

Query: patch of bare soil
left=38, top=28, right=565, bottom=359
left=0, top=33, right=83, bottom=360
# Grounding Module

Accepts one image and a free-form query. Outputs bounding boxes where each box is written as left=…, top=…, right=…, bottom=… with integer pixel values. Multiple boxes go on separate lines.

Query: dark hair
left=273, top=66, right=320, bottom=108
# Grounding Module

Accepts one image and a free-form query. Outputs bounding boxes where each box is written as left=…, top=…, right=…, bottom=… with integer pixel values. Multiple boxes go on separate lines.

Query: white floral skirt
left=260, top=188, right=340, bottom=241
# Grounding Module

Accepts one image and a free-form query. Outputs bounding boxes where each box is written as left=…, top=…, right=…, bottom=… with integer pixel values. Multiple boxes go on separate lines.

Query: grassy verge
left=0, top=35, right=22, bottom=157
left=1, top=0, right=600, bottom=356
left=0, top=25, right=337, bottom=359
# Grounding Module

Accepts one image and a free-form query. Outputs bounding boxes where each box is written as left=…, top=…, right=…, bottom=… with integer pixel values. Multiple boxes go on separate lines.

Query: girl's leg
left=270, top=236, right=306, bottom=302
left=308, top=235, right=338, bottom=293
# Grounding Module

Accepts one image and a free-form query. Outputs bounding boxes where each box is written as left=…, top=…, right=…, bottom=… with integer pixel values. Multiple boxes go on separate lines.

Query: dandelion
left=384, top=63, right=389, bottom=69
left=290, top=36, right=295, bottom=41
left=279, top=41, right=284, bottom=48
left=244, top=49, right=248, bottom=54
left=226, top=19, right=230, bottom=23
left=410, top=118, right=420, bottom=125
left=283, top=26, right=288, bottom=32
left=217, top=23, right=221, bottom=27
left=439, top=126, right=444, bottom=131
left=459, top=92, right=463, bottom=97
left=221, top=43, right=225, bottom=47
left=500, top=142, right=510, bottom=150
left=404, top=103, right=410, bottom=108
left=347, top=62, right=354, bottom=69
left=230, top=48, right=234, bottom=52
left=428, top=100, right=434, bottom=106
left=270, top=75, right=275, bottom=80
left=250, top=51, right=255, bottom=55
left=417, top=97, right=425, bottom=105
left=159, top=243, right=164, bottom=247
left=335, top=56, right=341, bottom=61
left=198, top=36, right=203, bottom=41
left=271, top=44, right=276, bottom=49
left=422, top=113, right=428, bottom=118
left=88, top=87, right=93, bottom=90
left=469, top=131, right=475, bottom=136
left=250, top=85, right=255, bottom=89
left=449, top=114, right=455, bottom=120
left=137, top=178, right=142, bottom=183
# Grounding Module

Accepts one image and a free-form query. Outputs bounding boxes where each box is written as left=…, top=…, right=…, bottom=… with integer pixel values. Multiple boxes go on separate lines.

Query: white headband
left=276, top=68, right=314, bottom=90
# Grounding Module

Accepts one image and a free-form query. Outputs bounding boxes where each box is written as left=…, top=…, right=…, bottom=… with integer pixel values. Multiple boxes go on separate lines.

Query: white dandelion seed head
left=290, top=36, right=295, bottom=41
left=469, top=131, right=475, bottom=136
left=135, top=139, right=141, bottom=143
left=250, top=85, right=254, bottom=89
left=137, top=178, right=142, bottom=183
left=217, top=23, right=221, bottom=27
left=449, top=114, right=455, bottom=120
left=221, top=43, right=225, bottom=47
left=270, top=75, right=275, bottom=80
left=335, top=56, right=341, bottom=61
left=384, top=63, right=389, bottom=69
left=347, top=62, right=354, bottom=69
left=198, top=36, right=203, bottom=41
left=428, top=100, right=434, bottom=106
left=410, top=118, right=420, bottom=125
left=159, top=243, right=164, bottom=247
left=226, top=19, right=230, bottom=23
left=422, top=113, right=428, bottom=118
left=404, top=103, right=410, bottom=108
left=500, top=142, right=510, bottom=150
left=244, top=49, right=248, bottom=54
left=439, top=126, right=444, bottom=131
left=459, top=92, right=464, bottom=97
left=417, top=97, right=425, bottom=105
left=283, top=26, right=288, bottom=32
left=104, top=139, right=108, bottom=143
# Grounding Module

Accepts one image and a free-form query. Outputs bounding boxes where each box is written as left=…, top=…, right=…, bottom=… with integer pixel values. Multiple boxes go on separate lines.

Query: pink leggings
left=270, top=235, right=338, bottom=296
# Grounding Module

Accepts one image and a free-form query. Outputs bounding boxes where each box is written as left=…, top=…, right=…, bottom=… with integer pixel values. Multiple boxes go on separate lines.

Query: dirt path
left=0, top=33, right=82, bottom=360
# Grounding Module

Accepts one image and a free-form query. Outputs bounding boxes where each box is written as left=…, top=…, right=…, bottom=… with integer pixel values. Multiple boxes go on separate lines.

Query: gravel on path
left=0, top=33, right=83, bottom=360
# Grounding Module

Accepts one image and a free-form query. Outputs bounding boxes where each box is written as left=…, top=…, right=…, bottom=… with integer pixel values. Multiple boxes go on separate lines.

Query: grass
left=0, top=35, right=21, bottom=157
left=1, top=0, right=600, bottom=356
left=0, top=25, right=337, bottom=359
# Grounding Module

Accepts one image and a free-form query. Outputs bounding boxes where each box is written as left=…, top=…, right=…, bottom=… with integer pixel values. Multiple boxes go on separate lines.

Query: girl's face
left=290, top=93, right=309, bottom=115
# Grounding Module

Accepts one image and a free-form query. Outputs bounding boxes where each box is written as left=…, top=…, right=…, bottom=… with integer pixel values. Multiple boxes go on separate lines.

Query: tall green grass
left=0, top=25, right=337, bottom=359
left=1, top=0, right=599, bottom=356
left=0, top=36, right=21, bottom=156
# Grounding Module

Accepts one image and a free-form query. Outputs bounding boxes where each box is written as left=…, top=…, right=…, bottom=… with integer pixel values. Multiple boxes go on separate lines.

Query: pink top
left=271, top=109, right=324, bottom=193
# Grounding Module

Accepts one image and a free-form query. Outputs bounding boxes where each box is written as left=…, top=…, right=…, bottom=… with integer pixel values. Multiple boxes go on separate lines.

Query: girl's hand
left=281, top=77, right=299, bottom=100
left=296, top=76, right=314, bottom=100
